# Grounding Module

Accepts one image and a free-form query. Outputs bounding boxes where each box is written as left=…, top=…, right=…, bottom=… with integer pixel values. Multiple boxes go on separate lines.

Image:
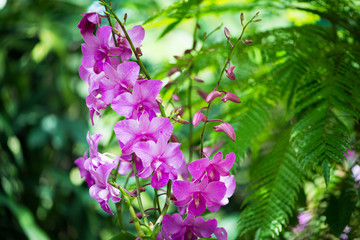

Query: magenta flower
left=81, top=26, right=131, bottom=74
left=115, top=23, right=145, bottom=50
left=207, top=175, right=236, bottom=212
left=75, top=133, right=103, bottom=186
left=298, top=211, right=312, bottom=225
left=214, top=122, right=236, bottom=142
left=100, top=62, right=140, bottom=104
left=111, top=80, right=163, bottom=119
left=89, top=163, right=120, bottom=215
left=133, top=135, right=184, bottom=189
left=225, top=62, right=236, bottom=80
left=352, top=165, right=360, bottom=182
left=78, top=12, right=102, bottom=42
left=113, top=113, right=173, bottom=154
left=74, top=151, right=92, bottom=186
left=161, top=213, right=218, bottom=240
left=173, top=177, right=226, bottom=215
left=86, top=90, right=108, bottom=125
left=192, top=110, right=207, bottom=127
left=188, top=152, right=235, bottom=182
left=214, top=227, right=228, bottom=240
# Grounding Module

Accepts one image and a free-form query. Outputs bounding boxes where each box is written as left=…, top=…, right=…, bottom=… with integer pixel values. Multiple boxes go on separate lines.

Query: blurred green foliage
left=1, top=0, right=360, bottom=239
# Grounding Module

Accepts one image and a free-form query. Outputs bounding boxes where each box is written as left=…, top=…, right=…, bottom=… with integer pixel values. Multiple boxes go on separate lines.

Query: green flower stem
left=199, top=14, right=258, bottom=157
left=101, top=0, right=167, bottom=118
left=109, top=182, right=145, bottom=237
left=154, top=189, right=161, bottom=218
left=153, top=180, right=172, bottom=235
left=112, top=159, right=123, bottom=230
left=131, top=155, right=149, bottom=226
left=104, top=5, right=122, bottom=63
left=116, top=170, right=133, bottom=231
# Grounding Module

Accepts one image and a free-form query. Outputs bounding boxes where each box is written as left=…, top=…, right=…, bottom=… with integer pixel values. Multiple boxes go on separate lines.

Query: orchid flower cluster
left=74, top=1, right=259, bottom=239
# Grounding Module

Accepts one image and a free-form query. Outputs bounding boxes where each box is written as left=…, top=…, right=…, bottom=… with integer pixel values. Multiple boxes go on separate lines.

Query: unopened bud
left=193, top=111, right=207, bottom=127
left=172, top=94, right=180, bottom=101
left=224, top=27, right=231, bottom=39
left=206, top=90, right=223, bottom=103
left=214, top=122, right=236, bottom=142
left=174, top=55, right=184, bottom=60
left=156, top=95, right=163, bottom=104
left=221, top=92, right=241, bottom=103
left=131, top=187, right=147, bottom=195
left=240, top=12, right=244, bottom=24
left=176, top=116, right=190, bottom=124
left=170, top=193, right=177, bottom=201
left=167, top=67, right=181, bottom=76
left=136, top=47, right=143, bottom=56
left=197, top=89, right=208, bottom=99
left=193, top=76, right=204, bottom=83
left=254, top=19, right=262, bottom=22
left=124, top=13, right=128, bottom=24
left=129, top=212, right=150, bottom=223
left=112, top=27, right=121, bottom=36
left=164, top=81, right=175, bottom=88
left=184, top=49, right=193, bottom=54
left=170, top=134, right=179, bottom=142
left=244, top=40, right=253, bottom=44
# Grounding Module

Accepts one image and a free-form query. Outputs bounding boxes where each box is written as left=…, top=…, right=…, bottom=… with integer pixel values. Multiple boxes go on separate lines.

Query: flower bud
left=214, top=122, right=236, bottom=142
left=221, top=92, right=241, bottom=103
left=206, top=90, right=223, bottom=103
left=168, top=67, right=181, bottom=76
left=176, top=117, right=190, bottom=124
left=193, top=111, right=207, bottom=127
left=172, top=94, right=180, bottom=101
left=197, top=89, right=208, bottom=100
left=240, top=12, right=244, bottom=24
left=193, top=76, right=204, bottom=83
left=225, top=63, right=236, bottom=81
left=244, top=40, right=253, bottom=44
left=224, top=27, right=231, bottom=39
left=129, top=212, right=150, bottom=223
left=170, top=134, right=180, bottom=143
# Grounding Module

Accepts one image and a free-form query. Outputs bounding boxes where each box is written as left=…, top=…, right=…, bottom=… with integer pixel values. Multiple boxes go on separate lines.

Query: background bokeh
left=1, top=0, right=359, bottom=239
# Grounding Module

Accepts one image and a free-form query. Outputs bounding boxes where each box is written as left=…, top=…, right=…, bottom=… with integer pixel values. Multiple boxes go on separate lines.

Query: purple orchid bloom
left=188, top=151, right=235, bottom=182
left=81, top=26, right=131, bottom=74
left=74, top=133, right=121, bottom=214
left=173, top=177, right=226, bottom=215
left=74, top=150, right=92, bottom=186
left=86, top=89, right=108, bottom=125
left=207, top=175, right=236, bottom=212
left=111, top=79, right=163, bottom=119
left=132, top=135, right=185, bottom=189
left=113, top=113, right=173, bottom=155
left=89, top=162, right=120, bottom=215
left=78, top=12, right=102, bottom=43
left=161, top=213, right=218, bottom=240
left=115, top=23, right=145, bottom=50
left=100, top=61, right=140, bottom=104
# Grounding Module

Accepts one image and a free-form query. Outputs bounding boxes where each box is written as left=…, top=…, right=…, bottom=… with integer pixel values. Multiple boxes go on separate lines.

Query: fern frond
left=237, top=131, right=303, bottom=238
